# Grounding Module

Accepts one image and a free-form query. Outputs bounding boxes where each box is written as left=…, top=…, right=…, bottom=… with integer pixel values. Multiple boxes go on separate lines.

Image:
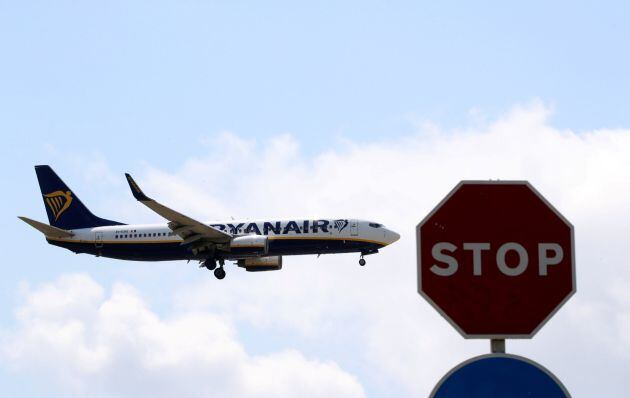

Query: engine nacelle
left=237, top=256, right=283, bottom=272
left=230, top=235, right=268, bottom=256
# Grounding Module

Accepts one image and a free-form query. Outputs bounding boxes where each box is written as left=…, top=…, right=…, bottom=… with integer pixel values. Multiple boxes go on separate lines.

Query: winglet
left=125, top=173, right=151, bottom=201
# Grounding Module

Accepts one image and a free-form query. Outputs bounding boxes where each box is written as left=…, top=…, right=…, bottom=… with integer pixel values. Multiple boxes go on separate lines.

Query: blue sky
left=3, top=1, right=630, bottom=158
left=2, top=1, right=630, bottom=397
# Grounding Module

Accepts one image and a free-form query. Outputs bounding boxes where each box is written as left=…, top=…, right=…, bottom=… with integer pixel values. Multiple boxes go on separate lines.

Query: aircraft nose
left=385, top=229, right=400, bottom=245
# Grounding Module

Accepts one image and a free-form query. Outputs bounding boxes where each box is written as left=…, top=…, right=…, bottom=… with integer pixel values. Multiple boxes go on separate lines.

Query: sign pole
left=490, top=339, right=505, bottom=354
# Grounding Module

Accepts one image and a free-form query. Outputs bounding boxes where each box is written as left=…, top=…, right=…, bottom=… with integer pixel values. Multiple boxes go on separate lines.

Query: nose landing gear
left=359, top=249, right=378, bottom=266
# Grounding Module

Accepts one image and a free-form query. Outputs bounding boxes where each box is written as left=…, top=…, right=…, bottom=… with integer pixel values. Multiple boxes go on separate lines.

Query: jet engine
left=237, top=256, right=283, bottom=272
left=230, top=235, right=268, bottom=255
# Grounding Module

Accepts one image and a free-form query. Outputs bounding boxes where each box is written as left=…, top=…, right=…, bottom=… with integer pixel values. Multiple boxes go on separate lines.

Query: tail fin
left=34, top=165, right=124, bottom=230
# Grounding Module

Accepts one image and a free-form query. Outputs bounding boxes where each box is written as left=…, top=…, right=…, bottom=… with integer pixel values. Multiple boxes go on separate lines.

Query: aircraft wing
left=125, top=174, right=232, bottom=245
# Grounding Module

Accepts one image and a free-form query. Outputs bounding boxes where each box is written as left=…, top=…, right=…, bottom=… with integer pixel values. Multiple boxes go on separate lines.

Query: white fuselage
left=48, top=218, right=400, bottom=262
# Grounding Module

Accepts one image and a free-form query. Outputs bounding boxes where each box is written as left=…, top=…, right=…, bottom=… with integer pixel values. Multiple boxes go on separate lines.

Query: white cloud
left=6, top=101, right=630, bottom=397
left=154, top=101, right=630, bottom=396
left=1, top=274, right=365, bottom=398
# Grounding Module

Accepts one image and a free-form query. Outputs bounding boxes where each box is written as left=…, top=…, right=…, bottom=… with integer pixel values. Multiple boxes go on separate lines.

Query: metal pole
left=490, top=339, right=505, bottom=353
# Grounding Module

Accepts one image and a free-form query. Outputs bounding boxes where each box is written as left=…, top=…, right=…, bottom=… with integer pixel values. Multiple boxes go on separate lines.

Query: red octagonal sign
left=417, top=181, right=575, bottom=338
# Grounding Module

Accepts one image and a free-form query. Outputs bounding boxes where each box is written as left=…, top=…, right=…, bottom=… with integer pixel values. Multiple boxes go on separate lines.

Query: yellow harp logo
left=44, top=191, right=73, bottom=221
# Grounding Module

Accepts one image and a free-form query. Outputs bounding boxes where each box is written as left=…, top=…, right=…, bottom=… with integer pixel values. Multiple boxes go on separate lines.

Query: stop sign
left=417, top=181, right=575, bottom=338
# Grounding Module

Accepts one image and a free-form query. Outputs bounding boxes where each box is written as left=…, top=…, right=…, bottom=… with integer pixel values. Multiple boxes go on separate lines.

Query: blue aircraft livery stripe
left=46, top=236, right=384, bottom=261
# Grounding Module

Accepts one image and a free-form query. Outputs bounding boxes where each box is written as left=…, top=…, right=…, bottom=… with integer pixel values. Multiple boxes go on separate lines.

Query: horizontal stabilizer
left=18, top=216, right=74, bottom=238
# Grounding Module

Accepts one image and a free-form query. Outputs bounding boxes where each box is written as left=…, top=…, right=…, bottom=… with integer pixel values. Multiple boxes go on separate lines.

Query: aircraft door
left=350, top=220, right=358, bottom=236
left=95, top=231, right=103, bottom=249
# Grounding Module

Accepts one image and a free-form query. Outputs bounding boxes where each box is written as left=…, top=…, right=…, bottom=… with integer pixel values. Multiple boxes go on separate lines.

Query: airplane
left=19, top=165, right=400, bottom=279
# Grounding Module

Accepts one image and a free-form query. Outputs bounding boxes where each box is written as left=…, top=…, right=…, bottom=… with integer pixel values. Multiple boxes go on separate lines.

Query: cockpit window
left=369, top=223, right=383, bottom=228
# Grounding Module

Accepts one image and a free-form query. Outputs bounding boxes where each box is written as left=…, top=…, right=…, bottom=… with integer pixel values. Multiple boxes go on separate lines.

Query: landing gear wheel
left=204, top=259, right=217, bottom=271
left=359, top=258, right=366, bottom=266
left=214, top=267, right=226, bottom=280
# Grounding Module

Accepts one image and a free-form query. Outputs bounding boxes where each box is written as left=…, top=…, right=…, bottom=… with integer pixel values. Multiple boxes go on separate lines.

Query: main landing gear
left=203, top=258, right=217, bottom=270
left=359, top=257, right=366, bottom=266
left=202, top=258, right=226, bottom=279
left=214, top=267, right=226, bottom=280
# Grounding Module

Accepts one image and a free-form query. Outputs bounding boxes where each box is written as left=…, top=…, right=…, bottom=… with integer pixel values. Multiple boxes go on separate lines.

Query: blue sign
left=432, top=354, right=570, bottom=398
